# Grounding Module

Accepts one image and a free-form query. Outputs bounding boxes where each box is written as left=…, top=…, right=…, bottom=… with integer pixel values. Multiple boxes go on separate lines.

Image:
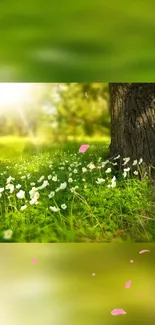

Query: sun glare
left=0, top=83, right=32, bottom=107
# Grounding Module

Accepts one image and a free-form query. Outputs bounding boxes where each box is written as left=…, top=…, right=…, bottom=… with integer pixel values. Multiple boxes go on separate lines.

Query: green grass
left=0, top=136, right=155, bottom=242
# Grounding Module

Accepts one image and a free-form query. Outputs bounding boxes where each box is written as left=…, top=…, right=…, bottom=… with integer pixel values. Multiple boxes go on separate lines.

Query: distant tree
left=54, top=83, right=110, bottom=140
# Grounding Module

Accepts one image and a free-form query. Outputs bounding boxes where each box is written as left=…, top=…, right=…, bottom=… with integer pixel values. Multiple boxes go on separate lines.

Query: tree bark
left=109, top=83, right=155, bottom=167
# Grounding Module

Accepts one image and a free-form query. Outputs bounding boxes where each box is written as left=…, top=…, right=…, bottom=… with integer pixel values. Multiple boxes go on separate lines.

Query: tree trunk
left=109, top=83, right=155, bottom=168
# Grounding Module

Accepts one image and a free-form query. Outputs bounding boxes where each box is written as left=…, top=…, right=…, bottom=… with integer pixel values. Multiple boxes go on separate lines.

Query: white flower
left=38, top=175, right=44, bottom=183
left=16, top=190, right=25, bottom=199
left=16, top=184, right=21, bottom=189
left=132, top=160, right=138, bottom=166
left=69, top=172, right=72, bottom=176
left=82, top=167, right=87, bottom=173
left=20, top=205, right=27, bottom=211
left=105, top=168, right=111, bottom=173
left=139, top=158, right=143, bottom=164
left=30, top=182, right=35, bottom=186
left=112, top=162, right=118, bottom=166
left=111, top=176, right=116, bottom=188
left=0, top=187, right=4, bottom=193
left=61, top=204, right=67, bottom=210
left=124, top=167, right=130, bottom=172
left=29, top=187, right=38, bottom=199
left=55, top=187, right=60, bottom=192
left=96, top=178, right=105, bottom=184
left=88, top=162, right=95, bottom=170
left=73, top=169, right=78, bottom=174
left=52, top=176, right=57, bottom=182
left=6, top=176, right=14, bottom=183
left=70, top=186, right=79, bottom=193
left=123, top=171, right=127, bottom=178
left=48, top=175, right=52, bottom=180
left=122, top=157, right=130, bottom=166
left=114, top=154, right=120, bottom=160
left=108, top=176, right=116, bottom=188
left=60, top=182, right=67, bottom=190
left=38, top=180, right=49, bottom=190
left=3, top=229, right=13, bottom=240
left=21, top=176, right=26, bottom=180
left=48, top=191, right=55, bottom=198
left=68, top=178, right=73, bottom=183
left=133, top=170, right=138, bottom=175
left=33, top=192, right=40, bottom=200
left=30, top=198, right=38, bottom=205
left=82, top=178, right=85, bottom=182
left=5, top=183, right=14, bottom=193
left=101, top=160, right=109, bottom=167
left=50, top=206, right=60, bottom=212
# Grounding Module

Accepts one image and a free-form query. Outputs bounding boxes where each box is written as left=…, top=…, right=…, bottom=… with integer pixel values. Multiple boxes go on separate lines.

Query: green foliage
left=55, top=83, right=110, bottom=140
left=0, top=83, right=110, bottom=141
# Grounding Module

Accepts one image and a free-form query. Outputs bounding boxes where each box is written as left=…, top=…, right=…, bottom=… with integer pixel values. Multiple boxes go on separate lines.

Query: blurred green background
left=0, top=83, right=110, bottom=159
left=1, top=0, right=155, bottom=81
left=1, top=243, right=154, bottom=325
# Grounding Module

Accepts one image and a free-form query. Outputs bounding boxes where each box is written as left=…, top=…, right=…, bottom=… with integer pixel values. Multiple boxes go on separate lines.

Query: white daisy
left=52, top=176, right=57, bottom=182
left=49, top=206, right=60, bottom=212
left=4, top=229, right=13, bottom=240
left=105, top=168, right=111, bottom=173
left=60, top=182, right=67, bottom=190
left=96, top=178, right=105, bottom=184
left=16, top=184, right=21, bottom=189
left=16, top=190, right=25, bottom=199
left=48, top=191, right=55, bottom=198
left=20, top=205, right=27, bottom=211
left=132, top=160, right=138, bottom=166
left=61, top=204, right=67, bottom=210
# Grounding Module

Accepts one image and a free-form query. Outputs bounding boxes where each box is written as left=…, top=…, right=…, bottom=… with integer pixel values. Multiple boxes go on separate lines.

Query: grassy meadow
left=0, top=136, right=155, bottom=243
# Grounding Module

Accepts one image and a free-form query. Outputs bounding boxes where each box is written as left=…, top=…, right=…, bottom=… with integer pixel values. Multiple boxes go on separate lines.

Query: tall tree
left=109, top=83, right=155, bottom=168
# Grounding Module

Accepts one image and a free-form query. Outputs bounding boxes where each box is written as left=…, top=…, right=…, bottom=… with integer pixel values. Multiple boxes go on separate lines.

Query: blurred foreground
left=0, top=1, right=155, bottom=81
left=0, top=244, right=154, bottom=325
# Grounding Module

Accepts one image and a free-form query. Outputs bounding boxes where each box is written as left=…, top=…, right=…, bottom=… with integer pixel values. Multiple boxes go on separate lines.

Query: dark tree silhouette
left=109, top=83, right=155, bottom=169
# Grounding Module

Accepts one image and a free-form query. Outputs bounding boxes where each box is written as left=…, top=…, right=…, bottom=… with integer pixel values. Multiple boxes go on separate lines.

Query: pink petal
left=79, top=144, right=89, bottom=153
left=130, top=259, right=134, bottom=263
left=125, top=280, right=131, bottom=288
left=111, top=309, right=126, bottom=316
left=32, top=259, right=37, bottom=264
left=92, top=273, right=96, bottom=276
left=139, top=250, right=150, bottom=254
